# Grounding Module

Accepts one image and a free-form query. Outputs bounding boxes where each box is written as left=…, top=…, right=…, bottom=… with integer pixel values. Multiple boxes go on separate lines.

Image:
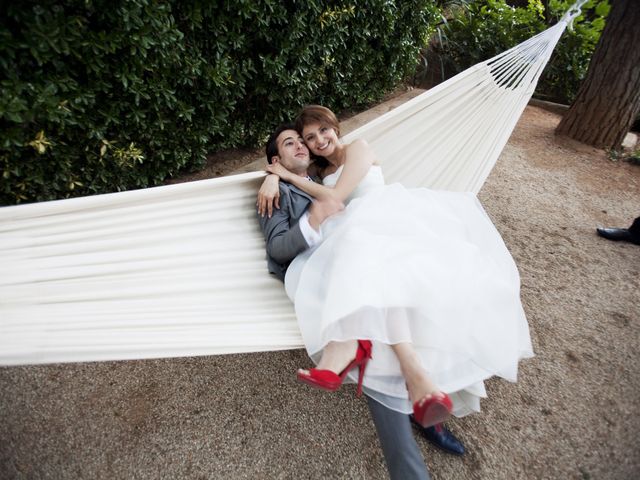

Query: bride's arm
left=331, top=140, right=377, bottom=200
left=266, top=140, right=376, bottom=202
left=257, top=160, right=328, bottom=217
left=257, top=174, right=280, bottom=218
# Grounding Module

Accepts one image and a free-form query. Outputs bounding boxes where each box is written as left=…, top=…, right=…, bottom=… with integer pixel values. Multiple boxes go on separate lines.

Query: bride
left=261, top=105, right=533, bottom=427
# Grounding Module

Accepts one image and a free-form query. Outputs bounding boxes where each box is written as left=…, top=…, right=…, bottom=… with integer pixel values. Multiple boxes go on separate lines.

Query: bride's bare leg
left=298, top=340, right=358, bottom=375
left=391, top=342, right=440, bottom=404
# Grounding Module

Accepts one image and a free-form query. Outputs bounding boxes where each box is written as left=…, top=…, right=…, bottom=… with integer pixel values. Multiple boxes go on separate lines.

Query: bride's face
left=302, top=122, right=339, bottom=157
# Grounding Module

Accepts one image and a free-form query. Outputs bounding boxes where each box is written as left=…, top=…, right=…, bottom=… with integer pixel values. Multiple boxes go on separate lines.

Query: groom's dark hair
left=265, top=123, right=297, bottom=164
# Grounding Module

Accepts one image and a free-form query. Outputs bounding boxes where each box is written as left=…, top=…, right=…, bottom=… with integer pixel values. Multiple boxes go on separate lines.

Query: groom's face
left=273, top=129, right=310, bottom=175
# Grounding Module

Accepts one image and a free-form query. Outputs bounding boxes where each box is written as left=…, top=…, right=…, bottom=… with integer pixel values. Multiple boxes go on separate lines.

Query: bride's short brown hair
left=295, top=105, right=340, bottom=137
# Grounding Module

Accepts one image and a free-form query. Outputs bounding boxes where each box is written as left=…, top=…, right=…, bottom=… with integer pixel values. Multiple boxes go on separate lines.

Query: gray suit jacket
left=257, top=182, right=313, bottom=281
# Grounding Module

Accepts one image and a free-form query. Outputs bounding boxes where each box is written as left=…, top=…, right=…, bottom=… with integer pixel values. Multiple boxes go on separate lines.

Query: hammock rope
left=0, top=2, right=587, bottom=365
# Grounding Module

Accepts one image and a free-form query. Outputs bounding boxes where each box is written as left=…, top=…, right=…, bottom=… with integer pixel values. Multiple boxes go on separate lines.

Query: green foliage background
left=1, top=0, right=439, bottom=205
left=1, top=1, right=612, bottom=206
left=426, top=0, right=610, bottom=103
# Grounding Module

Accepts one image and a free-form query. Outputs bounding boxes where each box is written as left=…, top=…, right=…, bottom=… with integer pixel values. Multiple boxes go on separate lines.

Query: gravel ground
left=1, top=94, right=639, bottom=480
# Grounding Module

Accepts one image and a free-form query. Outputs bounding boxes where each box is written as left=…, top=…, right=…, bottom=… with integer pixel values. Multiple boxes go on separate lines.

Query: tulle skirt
left=285, top=184, right=533, bottom=415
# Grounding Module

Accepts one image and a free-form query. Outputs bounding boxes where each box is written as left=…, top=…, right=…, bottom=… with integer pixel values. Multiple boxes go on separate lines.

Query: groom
left=257, top=124, right=464, bottom=479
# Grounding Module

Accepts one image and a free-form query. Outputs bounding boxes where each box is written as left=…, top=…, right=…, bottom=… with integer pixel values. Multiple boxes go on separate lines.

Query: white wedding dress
left=285, top=165, right=533, bottom=416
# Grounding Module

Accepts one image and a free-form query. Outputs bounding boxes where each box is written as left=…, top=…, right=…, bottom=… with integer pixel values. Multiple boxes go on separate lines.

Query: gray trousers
left=366, top=396, right=430, bottom=480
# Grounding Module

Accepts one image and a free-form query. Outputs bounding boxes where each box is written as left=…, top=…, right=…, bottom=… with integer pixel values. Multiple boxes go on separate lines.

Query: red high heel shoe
left=297, top=340, right=372, bottom=397
left=413, top=392, right=453, bottom=428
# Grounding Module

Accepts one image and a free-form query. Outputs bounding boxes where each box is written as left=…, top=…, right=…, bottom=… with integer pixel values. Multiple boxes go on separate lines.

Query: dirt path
left=1, top=99, right=638, bottom=480
left=455, top=105, right=640, bottom=479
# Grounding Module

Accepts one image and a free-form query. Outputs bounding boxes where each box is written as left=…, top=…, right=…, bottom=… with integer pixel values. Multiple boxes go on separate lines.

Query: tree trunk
left=555, top=0, right=640, bottom=150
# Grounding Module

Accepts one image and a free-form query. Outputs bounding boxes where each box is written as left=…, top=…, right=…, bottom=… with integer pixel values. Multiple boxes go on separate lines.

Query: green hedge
left=423, top=0, right=609, bottom=103
left=1, top=1, right=440, bottom=205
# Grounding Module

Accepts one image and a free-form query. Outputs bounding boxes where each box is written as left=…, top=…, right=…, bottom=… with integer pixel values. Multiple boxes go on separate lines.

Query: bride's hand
left=265, top=162, right=293, bottom=182
left=257, top=174, right=280, bottom=218
left=308, top=197, right=344, bottom=231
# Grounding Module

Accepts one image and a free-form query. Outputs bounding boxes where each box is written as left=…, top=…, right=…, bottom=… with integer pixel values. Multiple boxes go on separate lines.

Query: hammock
left=0, top=3, right=587, bottom=366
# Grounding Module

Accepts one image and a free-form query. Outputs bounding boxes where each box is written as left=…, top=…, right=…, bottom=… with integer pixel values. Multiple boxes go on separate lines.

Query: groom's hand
left=308, top=197, right=344, bottom=231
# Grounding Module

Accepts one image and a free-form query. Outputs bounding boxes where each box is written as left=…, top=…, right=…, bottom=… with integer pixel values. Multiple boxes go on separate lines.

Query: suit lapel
left=287, top=182, right=314, bottom=202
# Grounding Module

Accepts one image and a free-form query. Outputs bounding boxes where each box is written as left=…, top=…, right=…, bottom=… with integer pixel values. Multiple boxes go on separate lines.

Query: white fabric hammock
left=0, top=3, right=587, bottom=365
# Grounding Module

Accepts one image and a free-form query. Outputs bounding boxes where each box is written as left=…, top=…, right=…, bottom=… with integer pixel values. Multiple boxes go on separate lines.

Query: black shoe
left=410, top=416, right=465, bottom=455
left=596, top=227, right=640, bottom=245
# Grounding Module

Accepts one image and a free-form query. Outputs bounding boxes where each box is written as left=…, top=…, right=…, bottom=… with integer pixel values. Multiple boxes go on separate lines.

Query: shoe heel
left=356, top=359, right=368, bottom=397
left=355, top=340, right=372, bottom=397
